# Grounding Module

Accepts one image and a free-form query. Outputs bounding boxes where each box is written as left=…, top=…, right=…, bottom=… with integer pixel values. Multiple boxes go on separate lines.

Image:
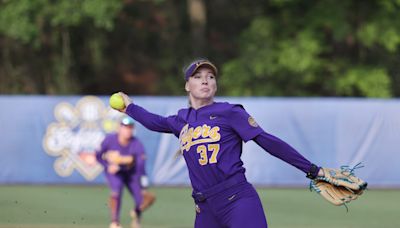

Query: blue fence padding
left=0, top=95, right=399, bottom=188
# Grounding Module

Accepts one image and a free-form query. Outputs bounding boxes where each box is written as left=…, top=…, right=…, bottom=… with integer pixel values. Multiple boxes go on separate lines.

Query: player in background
left=96, top=116, right=156, bottom=228
left=114, top=59, right=324, bottom=228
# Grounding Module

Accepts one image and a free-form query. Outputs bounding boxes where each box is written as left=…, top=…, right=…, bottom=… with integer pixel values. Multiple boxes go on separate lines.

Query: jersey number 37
left=197, top=144, right=220, bottom=166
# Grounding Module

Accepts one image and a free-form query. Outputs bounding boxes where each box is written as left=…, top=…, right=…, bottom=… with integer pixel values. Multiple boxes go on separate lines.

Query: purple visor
left=184, top=60, right=218, bottom=81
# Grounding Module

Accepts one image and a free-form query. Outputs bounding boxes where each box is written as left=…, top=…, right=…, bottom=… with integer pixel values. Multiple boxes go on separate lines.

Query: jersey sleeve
left=126, top=103, right=181, bottom=136
left=130, top=139, right=146, bottom=176
left=254, top=131, right=320, bottom=178
left=229, top=105, right=264, bottom=142
left=95, top=135, right=109, bottom=167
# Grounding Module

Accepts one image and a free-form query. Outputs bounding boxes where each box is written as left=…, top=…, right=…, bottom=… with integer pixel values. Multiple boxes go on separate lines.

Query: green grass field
left=0, top=185, right=399, bottom=228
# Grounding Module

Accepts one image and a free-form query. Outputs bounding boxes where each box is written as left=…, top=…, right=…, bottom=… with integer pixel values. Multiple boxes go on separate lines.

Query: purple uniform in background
left=127, top=102, right=319, bottom=228
left=96, top=133, right=146, bottom=223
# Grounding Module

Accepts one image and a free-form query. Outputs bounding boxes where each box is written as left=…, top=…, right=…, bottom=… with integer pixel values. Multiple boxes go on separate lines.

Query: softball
left=109, top=93, right=125, bottom=110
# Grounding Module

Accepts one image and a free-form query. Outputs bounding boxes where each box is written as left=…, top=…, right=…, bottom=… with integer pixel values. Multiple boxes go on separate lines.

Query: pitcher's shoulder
left=213, top=102, right=244, bottom=112
left=176, top=107, right=190, bottom=118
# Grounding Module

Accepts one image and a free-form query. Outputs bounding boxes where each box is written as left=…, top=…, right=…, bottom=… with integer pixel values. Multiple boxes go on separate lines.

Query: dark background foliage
left=1, top=0, right=399, bottom=97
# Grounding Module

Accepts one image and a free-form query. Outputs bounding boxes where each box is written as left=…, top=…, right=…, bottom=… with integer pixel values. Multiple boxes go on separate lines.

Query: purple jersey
left=176, top=103, right=263, bottom=191
left=96, top=133, right=146, bottom=175
left=96, top=133, right=146, bottom=224
left=126, top=102, right=316, bottom=192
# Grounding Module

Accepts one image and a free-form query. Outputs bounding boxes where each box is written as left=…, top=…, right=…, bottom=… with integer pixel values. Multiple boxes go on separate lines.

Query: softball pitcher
left=115, top=59, right=324, bottom=228
left=96, top=116, right=155, bottom=228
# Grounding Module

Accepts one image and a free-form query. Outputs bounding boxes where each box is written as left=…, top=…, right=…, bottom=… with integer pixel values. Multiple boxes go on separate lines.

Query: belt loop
left=192, top=192, right=206, bottom=202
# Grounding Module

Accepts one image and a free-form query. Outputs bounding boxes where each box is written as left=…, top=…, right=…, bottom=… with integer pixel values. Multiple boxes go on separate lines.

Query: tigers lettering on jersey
left=179, top=124, right=221, bottom=152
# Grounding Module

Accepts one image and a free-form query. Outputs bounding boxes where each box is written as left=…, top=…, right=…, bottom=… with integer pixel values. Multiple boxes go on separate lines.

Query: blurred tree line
left=0, top=0, right=399, bottom=97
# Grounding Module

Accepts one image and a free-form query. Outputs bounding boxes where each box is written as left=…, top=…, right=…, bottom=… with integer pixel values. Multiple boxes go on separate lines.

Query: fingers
left=118, top=92, right=133, bottom=112
left=319, top=167, right=366, bottom=191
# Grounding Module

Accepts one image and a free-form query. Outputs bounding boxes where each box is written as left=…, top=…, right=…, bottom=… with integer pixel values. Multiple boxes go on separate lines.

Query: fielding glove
left=310, top=163, right=367, bottom=209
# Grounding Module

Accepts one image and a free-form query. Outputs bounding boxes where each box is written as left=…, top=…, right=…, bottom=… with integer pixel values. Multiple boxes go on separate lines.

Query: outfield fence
left=0, top=95, right=399, bottom=188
